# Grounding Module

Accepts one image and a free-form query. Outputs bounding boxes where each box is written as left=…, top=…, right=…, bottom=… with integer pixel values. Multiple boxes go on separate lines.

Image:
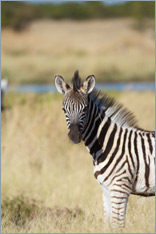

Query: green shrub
left=1, top=1, right=155, bottom=31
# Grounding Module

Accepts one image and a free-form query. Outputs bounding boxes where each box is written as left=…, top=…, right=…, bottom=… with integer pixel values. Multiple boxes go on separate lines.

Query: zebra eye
left=62, top=107, right=66, bottom=112
left=83, top=106, right=88, bottom=112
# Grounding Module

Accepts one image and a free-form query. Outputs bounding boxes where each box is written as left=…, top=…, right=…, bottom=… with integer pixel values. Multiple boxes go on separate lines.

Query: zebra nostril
left=78, top=124, right=81, bottom=130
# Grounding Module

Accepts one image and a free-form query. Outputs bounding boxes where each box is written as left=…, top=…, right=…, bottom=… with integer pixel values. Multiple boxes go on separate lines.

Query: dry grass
left=1, top=19, right=155, bottom=84
left=1, top=91, right=155, bottom=233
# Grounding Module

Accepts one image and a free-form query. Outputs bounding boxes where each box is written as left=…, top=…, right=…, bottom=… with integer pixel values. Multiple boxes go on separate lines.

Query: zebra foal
left=55, top=71, right=155, bottom=228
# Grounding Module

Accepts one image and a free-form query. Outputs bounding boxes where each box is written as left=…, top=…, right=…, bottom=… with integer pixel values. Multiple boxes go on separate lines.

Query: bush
left=1, top=1, right=155, bottom=31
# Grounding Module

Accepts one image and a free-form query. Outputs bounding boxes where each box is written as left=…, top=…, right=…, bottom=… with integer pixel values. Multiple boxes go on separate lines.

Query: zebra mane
left=89, top=89, right=138, bottom=128
left=72, top=70, right=82, bottom=91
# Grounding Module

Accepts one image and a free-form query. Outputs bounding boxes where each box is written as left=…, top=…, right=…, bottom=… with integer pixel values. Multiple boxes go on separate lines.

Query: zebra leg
left=102, top=191, right=111, bottom=226
left=110, top=190, right=130, bottom=228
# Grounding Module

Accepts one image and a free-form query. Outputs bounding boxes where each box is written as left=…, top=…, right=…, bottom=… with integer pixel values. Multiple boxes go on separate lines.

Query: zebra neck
left=82, top=100, right=117, bottom=161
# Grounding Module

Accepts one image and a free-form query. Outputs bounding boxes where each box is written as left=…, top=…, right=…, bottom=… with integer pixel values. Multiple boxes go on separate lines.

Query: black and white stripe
left=55, top=71, right=155, bottom=228
left=81, top=92, right=155, bottom=227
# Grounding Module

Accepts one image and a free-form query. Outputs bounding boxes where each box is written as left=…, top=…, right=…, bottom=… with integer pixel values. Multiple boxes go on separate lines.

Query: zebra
left=55, top=71, right=155, bottom=228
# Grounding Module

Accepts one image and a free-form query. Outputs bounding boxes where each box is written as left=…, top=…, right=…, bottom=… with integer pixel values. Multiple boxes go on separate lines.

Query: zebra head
left=55, top=71, right=95, bottom=144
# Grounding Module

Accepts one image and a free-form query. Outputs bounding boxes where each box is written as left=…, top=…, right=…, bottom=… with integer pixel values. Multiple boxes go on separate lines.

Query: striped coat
left=55, top=71, right=155, bottom=228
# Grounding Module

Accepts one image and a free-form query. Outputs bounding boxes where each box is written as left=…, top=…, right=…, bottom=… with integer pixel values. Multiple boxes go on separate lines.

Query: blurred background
left=1, top=1, right=155, bottom=85
left=1, top=1, right=155, bottom=233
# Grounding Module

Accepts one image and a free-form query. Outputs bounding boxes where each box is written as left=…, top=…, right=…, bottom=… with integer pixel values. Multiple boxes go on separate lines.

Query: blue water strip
left=7, top=82, right=155, bottom=93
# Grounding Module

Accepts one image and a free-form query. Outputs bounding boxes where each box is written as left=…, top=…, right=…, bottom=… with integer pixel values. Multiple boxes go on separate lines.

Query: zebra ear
left=55, top=75, right=71, bottom=94
left=81, top=75, right=95, bottom=94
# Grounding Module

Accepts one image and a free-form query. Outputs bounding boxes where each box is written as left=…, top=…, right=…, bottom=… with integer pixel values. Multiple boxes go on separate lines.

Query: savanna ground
left=1, top=19, right=155, bottom=84
left=1, top=91, right=155, bottom=233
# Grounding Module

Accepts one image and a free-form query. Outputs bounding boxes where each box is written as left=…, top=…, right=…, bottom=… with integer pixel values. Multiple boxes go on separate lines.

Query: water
left=8, top=82, right=155, bottom=93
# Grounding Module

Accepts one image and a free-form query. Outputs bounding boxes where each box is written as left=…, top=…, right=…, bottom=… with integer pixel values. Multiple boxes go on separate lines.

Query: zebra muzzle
left=68, top=124, right=81, bottom=144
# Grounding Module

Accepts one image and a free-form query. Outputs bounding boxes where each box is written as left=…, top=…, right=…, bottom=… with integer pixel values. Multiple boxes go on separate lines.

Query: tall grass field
left=1, top=90, right=155, bottom=233
left=1, top=19, right=155, bottom=84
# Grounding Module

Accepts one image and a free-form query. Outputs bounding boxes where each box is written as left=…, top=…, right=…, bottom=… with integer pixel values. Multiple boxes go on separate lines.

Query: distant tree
left=1, top=1, right=155, bottom=31
left=130, top=1, right=154, bottom=31
left=2, top=2, right=35, bottom=31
